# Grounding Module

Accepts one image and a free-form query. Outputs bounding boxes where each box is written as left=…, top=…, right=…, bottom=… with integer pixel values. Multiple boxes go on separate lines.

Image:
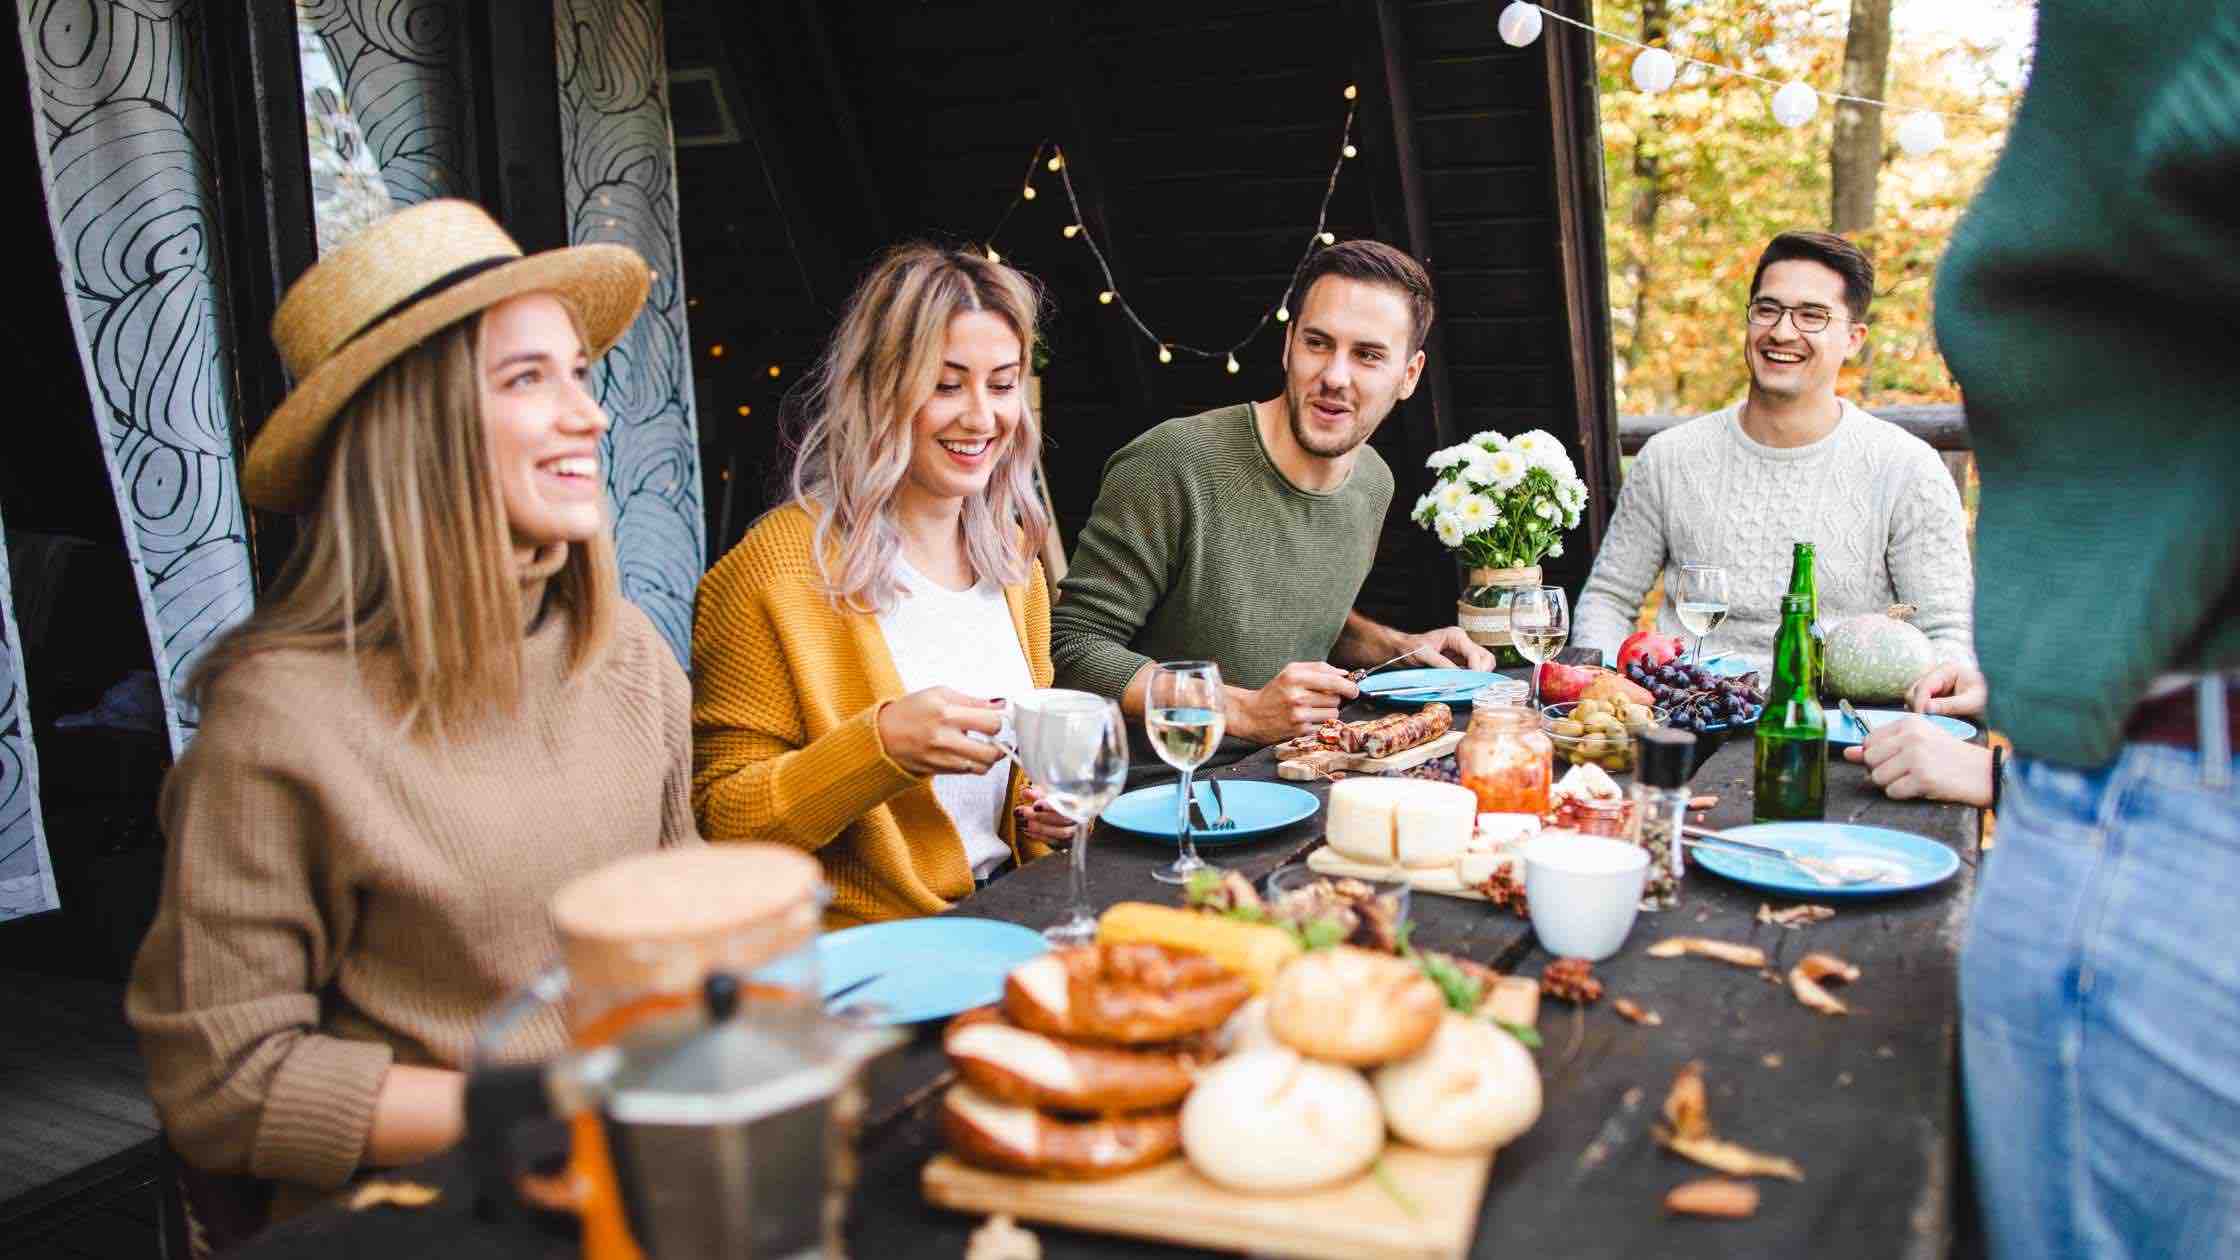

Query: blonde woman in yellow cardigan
left=693, top=244, right=1074, bottom=925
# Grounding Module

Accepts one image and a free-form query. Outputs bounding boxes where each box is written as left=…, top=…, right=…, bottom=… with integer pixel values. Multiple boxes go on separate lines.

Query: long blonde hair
left=786, top=243, right=1047, bottom=613
left=192, top=315, right=618, bottom=737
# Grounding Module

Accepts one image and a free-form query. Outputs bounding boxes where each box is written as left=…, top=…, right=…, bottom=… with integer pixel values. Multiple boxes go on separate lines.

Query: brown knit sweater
left=126, top=547, right=700, bottom=1190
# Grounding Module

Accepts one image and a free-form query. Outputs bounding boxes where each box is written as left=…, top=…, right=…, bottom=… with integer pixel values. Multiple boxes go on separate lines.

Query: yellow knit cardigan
left=691, top=503, right=1053, bottom=926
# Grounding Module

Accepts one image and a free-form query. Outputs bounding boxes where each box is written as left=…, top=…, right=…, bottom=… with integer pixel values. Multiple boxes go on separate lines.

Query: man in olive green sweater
left=1932, top=3, right=2240, bottom=1255
left=1052, top=241, right=1491, bottom=751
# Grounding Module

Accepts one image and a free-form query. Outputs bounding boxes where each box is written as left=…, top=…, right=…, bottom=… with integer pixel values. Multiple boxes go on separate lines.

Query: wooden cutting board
left=1305, top=844, right=1487, bottom=901
left=923, top=1144, right=1494, bottom=1260
left=1275, top=729, right=1464, bottom=779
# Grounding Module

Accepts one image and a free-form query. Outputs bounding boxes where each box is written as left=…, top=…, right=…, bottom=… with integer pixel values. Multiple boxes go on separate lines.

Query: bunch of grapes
left=1398, top=755, right=1462, bottom=783
left=1626, top=661, right=1765, bottom=733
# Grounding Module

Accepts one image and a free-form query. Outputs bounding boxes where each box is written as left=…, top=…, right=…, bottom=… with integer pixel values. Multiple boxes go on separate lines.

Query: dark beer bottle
left=1754, top=593, right=1827, bottom=822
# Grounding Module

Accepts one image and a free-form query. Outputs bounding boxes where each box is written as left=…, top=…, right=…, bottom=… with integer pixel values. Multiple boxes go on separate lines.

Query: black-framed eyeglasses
left=1746, top=299, right=1847, bottom=334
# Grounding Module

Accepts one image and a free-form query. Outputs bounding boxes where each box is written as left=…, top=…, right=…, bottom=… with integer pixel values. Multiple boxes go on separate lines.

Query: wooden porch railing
left=1619, top=403, right=1974, bottom=498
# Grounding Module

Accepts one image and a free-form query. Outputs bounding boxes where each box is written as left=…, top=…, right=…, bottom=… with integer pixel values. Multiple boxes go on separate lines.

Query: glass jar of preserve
left=1456, top=699, right=1554, bottom=816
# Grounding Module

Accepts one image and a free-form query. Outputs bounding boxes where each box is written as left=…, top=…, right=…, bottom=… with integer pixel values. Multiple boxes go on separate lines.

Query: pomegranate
left=1617, top=630, right=1686, bottom=675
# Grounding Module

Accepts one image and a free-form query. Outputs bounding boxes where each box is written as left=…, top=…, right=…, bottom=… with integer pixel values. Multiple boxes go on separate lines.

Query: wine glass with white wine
left=1676, top=563, right=1731, bottom=665
left=1014, top=694, right=1129, bottom=946
left=1510, top=586, right=1570, bottom=708
left=1145, top=661, right=1225, bottom=885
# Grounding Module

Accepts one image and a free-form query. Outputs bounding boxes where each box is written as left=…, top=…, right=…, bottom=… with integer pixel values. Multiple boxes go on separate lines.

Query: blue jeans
left=1962, top=682, right=2240, bottom=1258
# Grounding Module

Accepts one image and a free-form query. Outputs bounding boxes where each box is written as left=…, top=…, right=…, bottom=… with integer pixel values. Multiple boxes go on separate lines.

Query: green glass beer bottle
left=1785, top=541, right=1826, bottom=696
left=1754, top=593, right=1827, bottom=822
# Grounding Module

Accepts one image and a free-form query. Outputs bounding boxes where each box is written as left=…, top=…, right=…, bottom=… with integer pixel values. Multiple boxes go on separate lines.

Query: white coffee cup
left=1520, top=832, right=1648, bottom=961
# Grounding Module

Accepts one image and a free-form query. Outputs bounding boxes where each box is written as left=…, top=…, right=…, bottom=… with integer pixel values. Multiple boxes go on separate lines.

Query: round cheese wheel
left=1324, top=778, right=1476, bottom=869
left=1373, top=1012, right=1543, bottom=1153
left=1181, top=1047, right=1384, bottom=1192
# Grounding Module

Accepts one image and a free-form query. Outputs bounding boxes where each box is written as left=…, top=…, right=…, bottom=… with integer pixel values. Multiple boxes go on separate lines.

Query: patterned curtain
left=17, top=0, right=255, bottom=754
left=0, top=503, right=58, bottom=922
left=294, top=0, right=472, bottom=228
left=557, top=0, right=702, bottom=665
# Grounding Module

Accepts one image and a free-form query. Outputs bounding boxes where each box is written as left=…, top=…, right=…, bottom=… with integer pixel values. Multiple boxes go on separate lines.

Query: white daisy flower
left=1535, top=498, right=1559, bottom=521
left=1460, top=446, right=1502, bottom=487
left=1547, top=540, right=1565, bottom=559
left=1435, top=514, right=1467, bottom=549
left=1427, top=444, right=1471, bottom=471
left=1434, top=479, right=1469, bottom=512
left=1485, top=448, right=1527, bottom=490
left=1472, top=430, right=1508, bottom=452
left=1455, top=493, right=1496, bottom=531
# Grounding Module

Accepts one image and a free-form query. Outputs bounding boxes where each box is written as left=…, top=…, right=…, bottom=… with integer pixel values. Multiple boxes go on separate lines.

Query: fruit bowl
left=1541, top=700, right=1667, bottom=773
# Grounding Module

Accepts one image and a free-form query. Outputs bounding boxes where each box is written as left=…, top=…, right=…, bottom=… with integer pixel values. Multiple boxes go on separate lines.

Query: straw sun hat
left=246, top=198, right=652, bottom=512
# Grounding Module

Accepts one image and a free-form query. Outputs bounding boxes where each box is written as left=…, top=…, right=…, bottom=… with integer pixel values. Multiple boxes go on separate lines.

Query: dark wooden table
left=236, top=709, right=1978, bottom=1260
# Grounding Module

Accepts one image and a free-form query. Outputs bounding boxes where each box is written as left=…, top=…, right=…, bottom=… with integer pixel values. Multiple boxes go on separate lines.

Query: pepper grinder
left=1630, top=728, right=1696, bottom=909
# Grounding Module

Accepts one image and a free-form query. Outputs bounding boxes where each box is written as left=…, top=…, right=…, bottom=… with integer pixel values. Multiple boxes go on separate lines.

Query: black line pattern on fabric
left=296, top=0, right=471, bottom=217
left=557, top=0, right=702, bottom=665
left=0, top=500, right=58, bottom=921
left=23, top=0, right=256, bottom=753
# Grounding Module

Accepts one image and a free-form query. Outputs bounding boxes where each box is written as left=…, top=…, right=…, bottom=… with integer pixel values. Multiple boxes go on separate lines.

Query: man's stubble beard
left=1284, top=383, right=1384, bottom=460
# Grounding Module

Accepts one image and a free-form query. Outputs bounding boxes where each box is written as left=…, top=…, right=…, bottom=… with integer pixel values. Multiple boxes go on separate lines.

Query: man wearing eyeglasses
left=1574, top=230, right=1975, bottom=672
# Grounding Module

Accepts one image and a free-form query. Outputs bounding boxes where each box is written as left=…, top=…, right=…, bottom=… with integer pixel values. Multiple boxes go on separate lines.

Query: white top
left=875, top=555, right=1035, bottom=878
left=1574, top=401, right=1976, bottom=672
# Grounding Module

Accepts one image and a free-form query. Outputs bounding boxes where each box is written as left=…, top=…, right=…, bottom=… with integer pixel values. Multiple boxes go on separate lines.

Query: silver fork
left=1204, top=778, right=1236, bottom=830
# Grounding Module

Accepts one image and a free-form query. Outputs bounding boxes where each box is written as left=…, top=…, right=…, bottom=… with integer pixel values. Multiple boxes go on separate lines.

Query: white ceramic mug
left=1520, top=832, right=1648, bottom=961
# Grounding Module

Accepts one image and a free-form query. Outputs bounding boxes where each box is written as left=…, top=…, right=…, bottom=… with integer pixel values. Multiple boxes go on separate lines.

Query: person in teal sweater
left=1933, top=2, right=2240, bottom=1255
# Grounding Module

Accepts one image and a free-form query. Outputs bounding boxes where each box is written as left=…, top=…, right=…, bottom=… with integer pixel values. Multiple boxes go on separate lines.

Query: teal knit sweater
left=1934, top=0, right=2240, bottom=766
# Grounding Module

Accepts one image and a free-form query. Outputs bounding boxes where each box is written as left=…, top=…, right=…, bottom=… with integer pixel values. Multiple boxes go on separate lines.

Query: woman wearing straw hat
left=693, top=243, right=1073, bottom=926
left=126, top=200, right=699, bottom=1208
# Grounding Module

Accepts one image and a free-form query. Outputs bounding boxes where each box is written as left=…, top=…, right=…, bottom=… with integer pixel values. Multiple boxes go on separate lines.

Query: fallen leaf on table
left=1660, top=1135, right=1806, bottom=1181
left=1647, top=937, right=1767, bottom=968
left=1789, top=953, right=1861, bottom=1016
left=348, top=1181, right=441, bottom=1211
left=1665, top=1177, right=1760, bottom=1219
left=1755, top=903, right=1835, bottom=928
left=1653, top=1061, right=1806, bottom=1181
left=1661, top=1061, right=1710, bottom=1140
left=1688, top=795, right=1720, bottom=811
left=1614, top=997, right=1663, bottom=1026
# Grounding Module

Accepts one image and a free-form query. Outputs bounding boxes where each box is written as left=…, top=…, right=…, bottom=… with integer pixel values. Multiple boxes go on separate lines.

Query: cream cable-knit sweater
left=1574, top=401, right=1976, bottom=671
left=127, top=545, right=700, bottom=1191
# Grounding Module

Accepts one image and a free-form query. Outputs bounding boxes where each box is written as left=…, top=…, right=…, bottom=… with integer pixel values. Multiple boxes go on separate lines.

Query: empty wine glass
left=1510, top=586, right=1569, bottom=707
left=1675, top=564, right=1731, bottom=665
left=1014, top=693, right=1128, bottom=946
left=1145, top=661, right=1226, bottom=885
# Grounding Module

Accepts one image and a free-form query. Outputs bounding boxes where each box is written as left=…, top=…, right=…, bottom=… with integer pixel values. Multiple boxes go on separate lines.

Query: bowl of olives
left=1541, top=699, right=1667, bottom=773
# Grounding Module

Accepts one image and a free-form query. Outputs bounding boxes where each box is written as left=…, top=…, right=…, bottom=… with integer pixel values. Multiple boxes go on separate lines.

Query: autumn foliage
left=1595, top=1, right=2030, bottom=417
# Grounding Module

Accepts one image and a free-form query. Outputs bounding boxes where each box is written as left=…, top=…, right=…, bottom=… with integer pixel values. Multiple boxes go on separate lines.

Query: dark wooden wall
left=664, top=0, right=1617, bottom=627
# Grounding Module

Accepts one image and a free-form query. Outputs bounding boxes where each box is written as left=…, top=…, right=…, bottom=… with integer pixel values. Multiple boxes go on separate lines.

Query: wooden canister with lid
left=549, top=844, right=825, bottom=1038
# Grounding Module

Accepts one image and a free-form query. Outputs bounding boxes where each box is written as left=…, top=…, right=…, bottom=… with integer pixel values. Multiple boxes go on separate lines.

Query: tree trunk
left=1830, top=0, right=1892, bottom=234
left=1622, top=0, right=1668, bottom=381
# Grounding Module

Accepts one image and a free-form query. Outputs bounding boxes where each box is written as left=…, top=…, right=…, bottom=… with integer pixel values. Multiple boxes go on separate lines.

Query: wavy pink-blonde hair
left=785, top=243, right=1048, bottom=613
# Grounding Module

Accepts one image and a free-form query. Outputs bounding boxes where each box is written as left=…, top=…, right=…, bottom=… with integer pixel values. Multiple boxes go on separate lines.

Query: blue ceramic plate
left=1827, top=709, right=1977, bottom=748
left=1358, top=668, right=1514, bottom=708
left=1689, top=821, right=1961, bottom=900
left=1700, top=654, right=1759, bottom=678
left=815, top=918, right=1048, bottom=1025
left=1101, top=780, right=1320, bottom=843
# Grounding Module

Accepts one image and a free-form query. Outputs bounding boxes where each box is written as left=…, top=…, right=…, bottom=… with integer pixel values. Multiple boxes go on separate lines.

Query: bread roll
left=1004, top=944, right=1251, bottom=1045
left=1267, top=946, right=1443, bottom=1065
left=944, top=1009, right=1206, bottom=1113
left=1214, top=995, right=1278, bottom=1056
left=1180, top=1047, right=1384, bottom=1192
left=1373, top=1012, right=1543, bottom=1153
left=942, top=1084, right=1181, bottom=1180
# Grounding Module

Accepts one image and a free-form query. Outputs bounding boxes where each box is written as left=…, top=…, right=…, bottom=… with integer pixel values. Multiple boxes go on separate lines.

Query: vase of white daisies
left=1411, top=429, right=1589, bottom=650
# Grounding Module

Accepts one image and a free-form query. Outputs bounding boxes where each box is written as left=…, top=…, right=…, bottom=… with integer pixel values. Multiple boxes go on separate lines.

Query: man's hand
left=1386, top=626, right=1496, bottom=673
left=1842, top=717, right=1994, bottom=808
left=1231, top=662, right=1359, bottom=745
left=1905, top=660, right=1988, bottom=718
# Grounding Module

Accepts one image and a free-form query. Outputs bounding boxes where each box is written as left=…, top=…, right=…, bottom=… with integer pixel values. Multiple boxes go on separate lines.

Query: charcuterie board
left=1275, top=729, right=1463, bottom=780
left=923, top=1142, right=1494, bottom=1260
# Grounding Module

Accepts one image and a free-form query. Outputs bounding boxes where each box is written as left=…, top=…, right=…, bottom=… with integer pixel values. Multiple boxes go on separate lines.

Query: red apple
left=1617, top=630, right=1686, bottom=674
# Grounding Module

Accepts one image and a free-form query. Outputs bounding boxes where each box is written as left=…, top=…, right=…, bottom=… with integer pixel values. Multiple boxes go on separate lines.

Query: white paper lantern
left=1497, top=2, right=1543, bottom=48
left=1771, top=81, right=1819, bottom=128
left=1631, top=47, right=1678, bottom=94
left=1896, top=111, right=1946, bottom=157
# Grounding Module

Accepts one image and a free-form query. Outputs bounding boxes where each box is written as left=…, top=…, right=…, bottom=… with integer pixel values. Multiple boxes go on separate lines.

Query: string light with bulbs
left=1497, top=0, right=1980, bottom=157
left=983, top=87, right=1361, bottom=370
